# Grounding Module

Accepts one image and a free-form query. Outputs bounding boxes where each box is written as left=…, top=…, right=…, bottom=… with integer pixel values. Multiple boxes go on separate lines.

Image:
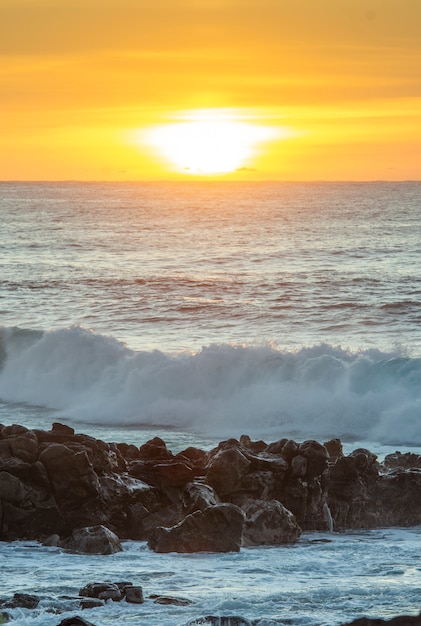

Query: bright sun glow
left=141, top=111, right=278, bottom=175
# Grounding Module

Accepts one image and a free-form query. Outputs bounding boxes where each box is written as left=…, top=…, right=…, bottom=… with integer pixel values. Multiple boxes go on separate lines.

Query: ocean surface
left=0, top=181, right=420, bottom=625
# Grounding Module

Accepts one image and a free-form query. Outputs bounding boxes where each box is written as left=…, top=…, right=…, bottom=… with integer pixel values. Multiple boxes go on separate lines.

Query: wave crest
left=0, top=326, right=419, bottom=445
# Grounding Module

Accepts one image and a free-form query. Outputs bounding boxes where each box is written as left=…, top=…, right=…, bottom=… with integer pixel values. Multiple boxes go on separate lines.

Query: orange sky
left=1, top=0, right=420, bottom=180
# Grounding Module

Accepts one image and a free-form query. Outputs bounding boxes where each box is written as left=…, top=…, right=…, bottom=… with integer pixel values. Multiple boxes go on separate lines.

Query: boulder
left=206, top=445, right=251, bottom=495
left=129, top=458, right=194, bottom=488
left=61, top=525, right=122, bottom=554
left=148, top=503, right=245, bottom=553
left=151, top=595, right=192, bottom=605
left=242, top=499, right=301, bottom=545
left=299, top=440, right=329, bottom=478
left=57, top=618, right=97, bottom=626
left=2, top=593, right=39, bottom=609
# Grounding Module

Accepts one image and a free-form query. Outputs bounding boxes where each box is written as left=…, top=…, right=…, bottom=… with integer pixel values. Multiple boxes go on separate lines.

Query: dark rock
left=129, top=458, right=194, bottom=488
left=266, top=438, right=289, bottom=455
left=52, top=422, right=75, bottom=435
left=182, top=481, right=220, bottom=515
left=61, top=525, right=122, bottom=554
left=324, top=438, right=343, bottom=461
left=291, top=455, right=308, bottom=478
left=299, top=440, right=329, bottom=478
left=3, top=593, right=39, bottom=609
left=7, top=431, right=38, bottom=463
left=79, top=581, right=143, bottom=604
left=383, top=452, right=421, bottom=470
left=79, top=582, right=121, bottom=601
left=124, top=585, right=144, bottom=604
left=138, top=436, right=173, bottom=460
left=242, top=499, right=301, bottom=545
left=239, top=434, right=267, bottom=454
left=152, top=595, right=193, bottom=605
left=39, top=443, right=100, bottom=505
left=148, top=503, right=245, bottom=553
left=1, top=424, right=29, bottom=438
left=57, top=618, right=97, bottom=626
left=79, top=598, right=104, bottom=609
left=206, top=446, right=251, bottom=495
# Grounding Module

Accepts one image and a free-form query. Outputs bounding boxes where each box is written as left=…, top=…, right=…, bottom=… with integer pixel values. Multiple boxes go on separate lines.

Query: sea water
left=0, top=181, right=420, bottom=625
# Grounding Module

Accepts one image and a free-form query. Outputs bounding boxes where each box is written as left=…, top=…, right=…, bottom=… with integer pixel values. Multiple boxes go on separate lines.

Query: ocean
left=0, top=181, right=420, bottom=625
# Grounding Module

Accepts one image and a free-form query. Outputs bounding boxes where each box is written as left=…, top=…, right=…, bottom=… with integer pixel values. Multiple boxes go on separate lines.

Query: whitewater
left=0, top=181, right=420, bottom=625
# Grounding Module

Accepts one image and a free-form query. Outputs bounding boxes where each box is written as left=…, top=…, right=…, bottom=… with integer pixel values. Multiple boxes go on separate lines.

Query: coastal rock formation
left=0, top=422, right=421, bottom=552
left=148, top=503, right=245, bottom=553
left=60, top=524, right=123, bottom=554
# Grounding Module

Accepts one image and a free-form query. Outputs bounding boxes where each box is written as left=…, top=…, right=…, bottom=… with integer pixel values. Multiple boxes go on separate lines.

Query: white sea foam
left=1, top=527, right=421, bottom=626
left=1, top=326, right=420, bottom=446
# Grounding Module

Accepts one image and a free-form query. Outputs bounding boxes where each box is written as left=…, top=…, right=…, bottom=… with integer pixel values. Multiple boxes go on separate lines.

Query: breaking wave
left=0, top=326, right=420, bottom=445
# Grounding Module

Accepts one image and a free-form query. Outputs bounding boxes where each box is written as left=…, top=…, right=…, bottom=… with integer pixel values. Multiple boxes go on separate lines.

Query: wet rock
left=299, top=440, right=329, bottom=478
left=2, top=593, right=39, bottom=609
left=324, top=438, right=343, bottom=461
left=129, top=458, right=194, bottom=488
left=79, top=581, right=143, bottom=604
left=151, top=595, right=193, bottom=605
left=206, top=444, right=251, bottom=495
left=383, top=452, right=421, bottom=470
left=138, top=436, right=173, bottom=460
left=61, top=525, right=122, bottom=554
left=182, top=481, right=220, bottom=514
left=148, top=503, right=245, bottom=553
left=57, top=618, right=97, bottom=626
left=242, top=499, right=301, bottom=545
left=124, top=585, right=144, bottom=604
left=79, top=582, right=122, bottom=602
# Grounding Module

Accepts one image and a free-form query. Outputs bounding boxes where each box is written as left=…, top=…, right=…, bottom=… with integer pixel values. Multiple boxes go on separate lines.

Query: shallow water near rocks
left=1, top=526, right=420, bottom=626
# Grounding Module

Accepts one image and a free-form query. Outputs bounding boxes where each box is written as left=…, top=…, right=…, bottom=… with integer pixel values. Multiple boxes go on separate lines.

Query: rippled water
left=1, top=527, right=421, bottom=626
left=1, top=181, right=420, bottom=625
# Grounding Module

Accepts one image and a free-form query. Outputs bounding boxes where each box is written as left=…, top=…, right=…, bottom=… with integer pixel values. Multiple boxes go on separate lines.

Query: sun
left=140, top=110, right=277, bottom=176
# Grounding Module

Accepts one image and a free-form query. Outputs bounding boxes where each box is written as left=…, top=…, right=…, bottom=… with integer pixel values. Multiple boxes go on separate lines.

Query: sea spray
left=1, top=325, right=420, bottom=446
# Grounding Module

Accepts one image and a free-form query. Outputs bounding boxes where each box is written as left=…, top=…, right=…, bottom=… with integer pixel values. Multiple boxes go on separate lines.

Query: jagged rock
left=148, top=503, right=245, bottom=553
left=383, top=452, right=421, bottom=470
left=138, top=436, right=173, bottom=460
left=239, top=434, right=267, bottom=454
left=324, top=438, right=343, bottom=460
left=1, top=424, right=420, bottom=546
left=206, top=443, right=251, bottom=495
left=129, top=458, right=194, bottom=488
left=61, top=525, right=122, bottom=554
left=39, top=443, right=100, bottom=505
left=2, top=593, right=39, bottom=609
left=299, top=440, right=329, bottom=478
left=242, top=499, right=301, bottom=545
left=182, top=481, right=220, bottom=515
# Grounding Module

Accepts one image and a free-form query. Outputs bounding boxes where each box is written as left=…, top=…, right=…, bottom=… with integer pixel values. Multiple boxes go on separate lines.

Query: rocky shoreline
left=1, top=422, right=421, bottom=625
left=1, top=422, right=420, bottom=549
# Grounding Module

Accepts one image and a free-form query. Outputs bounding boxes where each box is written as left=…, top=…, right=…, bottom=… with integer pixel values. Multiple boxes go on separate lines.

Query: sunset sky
left=1, top=0, right=420, bottom=181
